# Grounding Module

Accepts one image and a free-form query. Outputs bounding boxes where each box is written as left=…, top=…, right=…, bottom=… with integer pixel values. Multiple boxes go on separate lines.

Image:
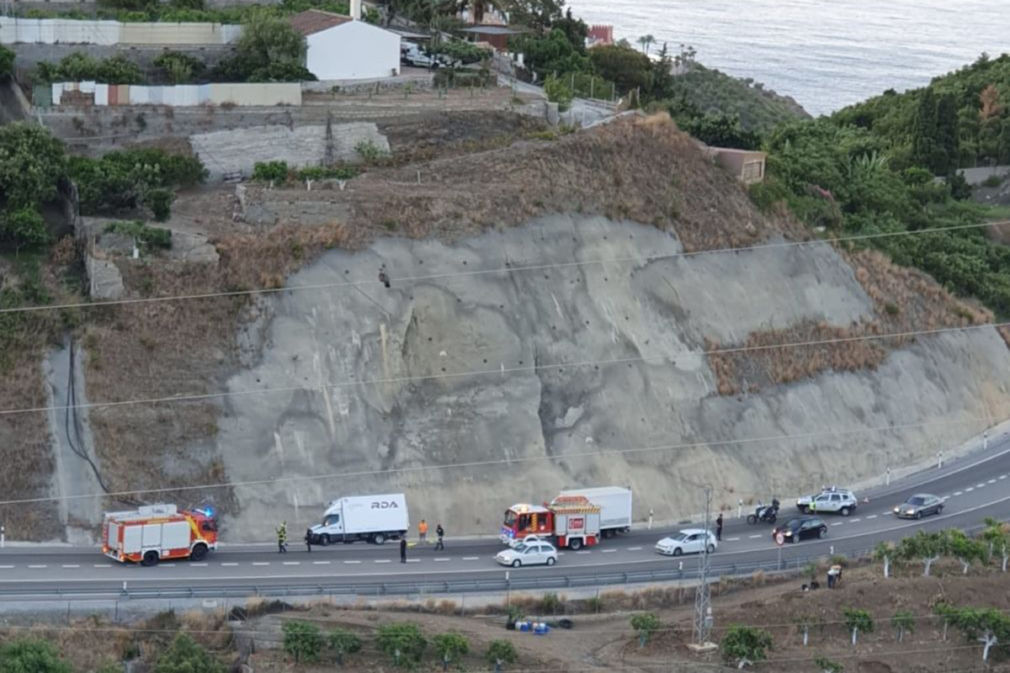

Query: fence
left=40, top=81, right=301, bottom=107
left=0, top=16, right=240, bottom=44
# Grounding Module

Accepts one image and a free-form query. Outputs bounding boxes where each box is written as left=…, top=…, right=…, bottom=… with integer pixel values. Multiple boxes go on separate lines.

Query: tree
left=485, top=640, right=517, bottom=669
left=543, top=73, right=573, bottom=111
left=897, top=530, right=946, bottom=576
left=946, top=529, right=986, bottom=574
left=282, top=620, right=324, bottom=664
left=0, top=45, right=13, bottom=79
left=510, top=28, right=588, bottom=81
left=154, top=51, right=206, bottom=84
left=637, top=34, right=655, bottom=55
left=0, top=639, right=71, bottom=673
left=842, top=608, right=873, bottom=646
left=814, top=656, right=843, bottom=673
left=502, top=0, right=565, bottom=30
left=890, top=610, right=915, bottom=643
left=328, top=628, right=362, bottom=666
left=0, top=123, right=66, bottom=249
left=873, top=541, right=895, bottom=578
left=214, top=10, right=313, bottom=82
left=432, top=633, right=469, bottom=671
left=154, top=634, right=225, bottom=673
left=720, top=625, right=773, bottom=668
left=630, top=613, right=661, bottom=647
left=982, top=517, right=1009, bottom=572
left=376, top=623, right=427, bottom=668
left=941, top=605, right=1010, bottom=662
left=935, top=93, right=960, bottom=174
left=589, top=44, right=653, bottom=96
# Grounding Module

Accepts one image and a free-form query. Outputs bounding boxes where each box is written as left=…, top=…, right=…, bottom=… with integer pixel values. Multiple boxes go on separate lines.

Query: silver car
left=495, top=541, right=558, bottom=567
left=893, top=493, right=944, bottom=519
left=655, top=529, right=717, bottom=556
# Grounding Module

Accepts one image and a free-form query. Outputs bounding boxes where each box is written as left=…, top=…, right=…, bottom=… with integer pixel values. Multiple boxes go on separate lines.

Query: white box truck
left=308, top=493, right=409, bottom=545
left=557, top=486, right=633, bottom=537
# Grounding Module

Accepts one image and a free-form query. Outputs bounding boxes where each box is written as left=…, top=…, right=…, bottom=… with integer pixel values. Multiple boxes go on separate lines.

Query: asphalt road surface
left=2, top=435, right=1009, bottom=600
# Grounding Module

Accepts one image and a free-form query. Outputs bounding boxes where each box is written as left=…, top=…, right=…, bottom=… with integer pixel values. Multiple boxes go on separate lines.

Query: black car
left=772, top=516, right=827, bottom=543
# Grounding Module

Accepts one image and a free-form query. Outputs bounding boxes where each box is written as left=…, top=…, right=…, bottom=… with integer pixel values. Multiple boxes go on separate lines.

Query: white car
left=797, top=487, right=858, bottom=516
left=495, top=541, right=558, bottom=567
left=655, top=529, right=717, bottom=556
left=508, top=534, right=544, bottom=549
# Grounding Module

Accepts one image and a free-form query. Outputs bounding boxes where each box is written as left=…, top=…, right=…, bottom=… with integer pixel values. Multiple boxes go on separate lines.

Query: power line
left=0, top=409, right=994, bottom=507
left=1, top=219, right=1006, bottom=316
left=2, top=318, right=1007, bottom=418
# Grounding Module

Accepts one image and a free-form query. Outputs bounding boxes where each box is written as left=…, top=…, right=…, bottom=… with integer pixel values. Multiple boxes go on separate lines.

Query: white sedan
left=495, top=541, right=558, bottom=567
left=655, top=529, right=717, bottom=556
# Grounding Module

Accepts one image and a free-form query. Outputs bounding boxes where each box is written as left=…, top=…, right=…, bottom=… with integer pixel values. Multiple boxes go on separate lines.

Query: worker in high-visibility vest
left=276, top=521, right=288, bottom=553
left=419, top=519, right=428, bottom=544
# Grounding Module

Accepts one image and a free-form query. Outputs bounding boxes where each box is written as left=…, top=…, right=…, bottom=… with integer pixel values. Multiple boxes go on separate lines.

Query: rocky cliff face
left=215, top=214, right=1010, bottom=538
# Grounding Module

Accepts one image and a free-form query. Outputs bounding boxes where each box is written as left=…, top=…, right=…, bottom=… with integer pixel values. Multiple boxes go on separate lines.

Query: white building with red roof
left=289, top=4, right=401, bottom=81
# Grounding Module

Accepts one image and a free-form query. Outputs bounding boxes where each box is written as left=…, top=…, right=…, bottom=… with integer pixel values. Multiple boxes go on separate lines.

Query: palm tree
left=637, top=34, right=655, bottom=55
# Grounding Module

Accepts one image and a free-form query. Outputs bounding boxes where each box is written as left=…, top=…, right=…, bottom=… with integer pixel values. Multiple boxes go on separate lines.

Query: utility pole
left=693, top=485, right=713, bottom=645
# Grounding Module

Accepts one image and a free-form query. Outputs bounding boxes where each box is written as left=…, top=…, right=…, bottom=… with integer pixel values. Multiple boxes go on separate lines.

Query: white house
left=289, top=7, right=401, bottom=81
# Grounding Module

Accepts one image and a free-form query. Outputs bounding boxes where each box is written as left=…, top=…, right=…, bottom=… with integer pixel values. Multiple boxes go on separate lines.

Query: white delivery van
left=308, top=493, right=409, bottom=545
left=557, top=486, right=633, bottom=536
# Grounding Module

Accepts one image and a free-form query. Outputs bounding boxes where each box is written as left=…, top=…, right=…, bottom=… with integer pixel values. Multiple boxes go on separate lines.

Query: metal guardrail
left=0, top=547, right=881, bottom=601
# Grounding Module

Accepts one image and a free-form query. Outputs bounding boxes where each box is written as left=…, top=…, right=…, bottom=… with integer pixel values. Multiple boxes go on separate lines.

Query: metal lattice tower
left=693, top=485, right=713, bottom=644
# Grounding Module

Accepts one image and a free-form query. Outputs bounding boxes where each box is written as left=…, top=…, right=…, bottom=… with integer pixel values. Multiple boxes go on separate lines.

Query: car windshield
left=504, top=510, right=517, bottom=526
left=513, top=543, right=527, bottom=553
left=783, top=519, right=800, bottom=529
left=672, top=533, right=689, bottom=542
left=906, top=496, right=925, bottom=505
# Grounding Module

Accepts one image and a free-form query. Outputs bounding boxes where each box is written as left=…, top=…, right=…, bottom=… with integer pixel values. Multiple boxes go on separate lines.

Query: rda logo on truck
left=371, top=501, right=399, bottom=509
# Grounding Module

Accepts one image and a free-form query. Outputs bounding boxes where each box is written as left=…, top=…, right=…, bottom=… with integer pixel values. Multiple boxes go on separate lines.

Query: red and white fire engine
left=500, top=495, right=602, bottom=550
left=102, top=504, right=218, bottom=566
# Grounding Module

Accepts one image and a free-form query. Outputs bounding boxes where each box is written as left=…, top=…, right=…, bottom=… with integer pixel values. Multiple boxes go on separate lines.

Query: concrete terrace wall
left=48, top=81, right=301, bottom=106
left=8, top=43, right=236, bottom=83
left=0, top=16, right=240, bottom=44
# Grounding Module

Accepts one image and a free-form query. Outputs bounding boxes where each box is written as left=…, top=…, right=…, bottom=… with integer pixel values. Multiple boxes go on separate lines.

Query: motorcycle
left=746, top=498, right=780, bottom=525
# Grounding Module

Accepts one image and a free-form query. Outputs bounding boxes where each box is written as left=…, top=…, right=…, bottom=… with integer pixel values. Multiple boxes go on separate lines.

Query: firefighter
left=276, top=521, right=288, bottom=553
left=435, top=523, right=445, bottom=550
left=419, top=519, right=428, bottom=544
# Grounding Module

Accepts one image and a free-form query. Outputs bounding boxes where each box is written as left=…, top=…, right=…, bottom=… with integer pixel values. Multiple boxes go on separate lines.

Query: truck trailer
left=308, top=493, right=409, bottom=545
left=557, top=486, right=633, bottom=536
left=102, top=504, right=218, bottom=566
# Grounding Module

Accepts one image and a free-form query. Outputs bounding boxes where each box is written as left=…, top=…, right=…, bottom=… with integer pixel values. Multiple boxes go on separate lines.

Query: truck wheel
left=373, top=533, right=386, bottom=545
left=511, top=559, right=521, bottom=568
left=568, top=538, right=583, bottom=551
left=840, top=507, right=851, bottom=517
left=320, top=534, right=331, bottom=546
left=190, top=543, right=208, bottom=561
left=141, top=550, right=159, bottom=567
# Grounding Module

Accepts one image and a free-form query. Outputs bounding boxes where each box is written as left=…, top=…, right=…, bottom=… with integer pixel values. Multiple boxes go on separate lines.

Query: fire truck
left=500, top=495, right=602, bottom=550
left=102, top=504, right=218, bottom=566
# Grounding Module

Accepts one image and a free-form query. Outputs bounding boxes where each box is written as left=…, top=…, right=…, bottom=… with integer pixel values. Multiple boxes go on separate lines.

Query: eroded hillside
left=14, top=113, right=1010, bottom=541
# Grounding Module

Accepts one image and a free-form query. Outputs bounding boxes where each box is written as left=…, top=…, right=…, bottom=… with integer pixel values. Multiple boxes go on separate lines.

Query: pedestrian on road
left=435, top=523, right=445, bottom=550
left=715, top=513, right=723, bottom=542
left=304, top=528, right=313, bottom=553
left=379, top=269, right=390, bottom=289
left=276, top=521, right=288, bottom=554
left=419, top=519, right=428, bottom=545
left=400, top=537, right=407, bottom=563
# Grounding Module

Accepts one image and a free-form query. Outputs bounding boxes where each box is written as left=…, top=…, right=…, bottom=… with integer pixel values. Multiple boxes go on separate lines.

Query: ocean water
left=566, top=0, right=1009, bottom=116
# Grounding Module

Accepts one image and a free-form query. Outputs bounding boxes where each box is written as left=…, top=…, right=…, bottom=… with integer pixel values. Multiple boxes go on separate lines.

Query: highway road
left=1, top=434, right=1009, bottom=600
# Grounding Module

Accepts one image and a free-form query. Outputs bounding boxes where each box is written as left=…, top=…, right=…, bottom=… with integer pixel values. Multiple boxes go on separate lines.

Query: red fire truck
left=102, top=504, right=218, bottom=566
left=499, top=495, right=602, bottom=550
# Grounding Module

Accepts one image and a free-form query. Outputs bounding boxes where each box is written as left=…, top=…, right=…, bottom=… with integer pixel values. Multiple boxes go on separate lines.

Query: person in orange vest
left=419, top=519, right=428, bottom=544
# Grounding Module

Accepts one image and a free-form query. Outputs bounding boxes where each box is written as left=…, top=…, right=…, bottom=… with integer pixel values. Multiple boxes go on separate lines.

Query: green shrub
left=144, top=188, right=173, bottom=221
left=630, top=612, right=661, bottom=646
left=537, top=592, right=562, bottom=614
left=485, top=640, right=517, bottom=666
left=543, top=74, right=574, bottom=112
left=328, top=628, right=362, bottom=665
left=282, top=620, right=324, bottom=663
left=104, top=220, right=172, bottom=252
left=154, top=634, right=224, bottom=673
left=296, top=165, right=359, bottom=181
left=982, top=173, right=1006, bottom=188
left=376, top=623, right=426, bottom=668
left=35, top=52, right=143, bottom=84
left=0, top=45, right=13, bottom=79
left=0, top=638, right=71, bottom=673
left=720, top=625, right=773, bottom=666
left=354, top=139, right=388, bottom=163
left=432, top=633, right=469, bottom=666
left=252, top=160, right=290, bottom=183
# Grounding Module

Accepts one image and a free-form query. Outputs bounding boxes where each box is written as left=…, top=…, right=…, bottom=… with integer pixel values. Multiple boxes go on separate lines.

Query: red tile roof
left=289, top=9, right=352, bottom=36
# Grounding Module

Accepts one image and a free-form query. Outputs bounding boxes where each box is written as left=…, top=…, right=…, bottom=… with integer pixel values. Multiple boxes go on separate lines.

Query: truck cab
left=500, top=504, right=552, bottom=544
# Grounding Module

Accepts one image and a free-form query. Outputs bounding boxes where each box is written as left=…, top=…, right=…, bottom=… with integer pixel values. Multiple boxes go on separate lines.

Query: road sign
left=775, top=532, right=785, bottom=546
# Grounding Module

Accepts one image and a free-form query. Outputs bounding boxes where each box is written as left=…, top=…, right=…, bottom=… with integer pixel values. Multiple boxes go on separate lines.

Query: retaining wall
left=0, top=16, right=240, bottom=44
left=8, top=43, right=236, bottom=84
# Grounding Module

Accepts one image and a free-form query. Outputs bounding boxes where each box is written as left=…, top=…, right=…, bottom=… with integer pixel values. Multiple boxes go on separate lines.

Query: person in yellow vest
left=276, top=521, right=288, bottom=553
left=419, top=519, right=428, bottom=544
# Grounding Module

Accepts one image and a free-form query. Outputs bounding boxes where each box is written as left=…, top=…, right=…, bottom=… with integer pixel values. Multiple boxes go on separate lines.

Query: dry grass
left=708, top=247, right=996, bottom=394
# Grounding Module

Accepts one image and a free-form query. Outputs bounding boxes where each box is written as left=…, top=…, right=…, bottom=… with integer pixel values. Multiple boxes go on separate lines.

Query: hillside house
left=587, top=25, right=614, bottom=48
left=289, top=7, right=400, bottom=80
left=460, top=25, right=525, bottom=51
left=710, top=147, right=766, bottom=184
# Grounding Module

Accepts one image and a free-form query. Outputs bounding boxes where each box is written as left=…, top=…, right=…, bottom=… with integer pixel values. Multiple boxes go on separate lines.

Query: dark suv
left=772, top=516, right=828, bottom=543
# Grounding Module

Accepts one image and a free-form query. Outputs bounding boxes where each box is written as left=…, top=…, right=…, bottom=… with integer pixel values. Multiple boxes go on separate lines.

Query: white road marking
left=374, top=559, right=391, bottom=564
left=865, top=515, right=877, bottom=519
left=282, top=561, right=300, bottom=566
left=343, top=560, right=361, bottom=565
left=434, top=558, right=451, bottom=562
left=575, top=550, right=591, bottom=555
left=601, top=549, right=617, bottom=553
left=462, top=556, right=479, bottom=561
left=252, top=562, right=270, bottom=567
left=627, top=546, right=642, bottom=551
left=850, top=518, right=861, bottom=523
left=954, top=491, right=963, bottom=496
left=831, top=522, right=844, bottom=526
left=989, top=479, right=997, bottom=484
left=725, top=537, right=740, bottom=542
left=221, top=562, right=239, bottom=567
left=28, top=565, right=47, bottom=569
left=978, top=483, right=987, bottom=488
left=0, top=565, right=14, bottom=569
left=1000, top=475, right=1007, bottom=480
left=191, top=563, right=208, bottom=567
left=93, top=564, right=112, bottom=568
left=748, top=534, right=762, bottom=539
left=966, top=487, right=974, bottom=492
left=406, top=559, right=420, bottom=563
left=61, top=564, right=80, bottom=568
left=312, top=561, right=330, bottom=565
